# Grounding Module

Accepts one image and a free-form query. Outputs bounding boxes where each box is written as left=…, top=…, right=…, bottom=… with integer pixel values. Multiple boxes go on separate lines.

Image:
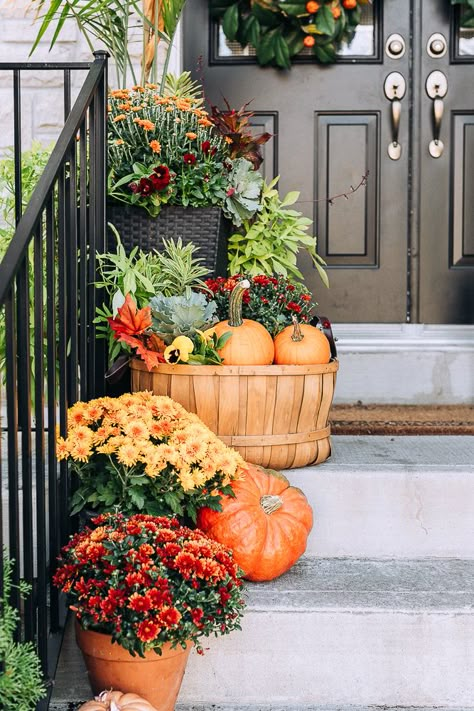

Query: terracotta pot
left=75, top=621, right=192, bottom=711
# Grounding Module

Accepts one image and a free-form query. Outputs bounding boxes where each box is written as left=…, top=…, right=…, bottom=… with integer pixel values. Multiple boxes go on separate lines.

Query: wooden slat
left=219, top=427, right=330, bottom=447
left=130, top=358, right=338, bottom=469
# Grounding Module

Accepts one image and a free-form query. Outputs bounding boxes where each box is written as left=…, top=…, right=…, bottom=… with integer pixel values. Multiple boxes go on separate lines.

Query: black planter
left=107, top=203, right=230, bottom=276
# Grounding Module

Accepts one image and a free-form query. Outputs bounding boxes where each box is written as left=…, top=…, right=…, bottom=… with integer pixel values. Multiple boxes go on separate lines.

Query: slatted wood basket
left=130, top=359, right=338, bottom=470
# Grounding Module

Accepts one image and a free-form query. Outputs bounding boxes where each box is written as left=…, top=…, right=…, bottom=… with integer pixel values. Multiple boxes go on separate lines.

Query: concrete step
left=288, top=435, right=474, bottom=558
left=50, top=558, right=474, bottom=710
left=178, top=557, right=474, bottom=708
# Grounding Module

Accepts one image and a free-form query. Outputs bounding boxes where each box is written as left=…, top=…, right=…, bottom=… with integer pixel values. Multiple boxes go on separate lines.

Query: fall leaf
left=107, top=293, right=152, bottom=337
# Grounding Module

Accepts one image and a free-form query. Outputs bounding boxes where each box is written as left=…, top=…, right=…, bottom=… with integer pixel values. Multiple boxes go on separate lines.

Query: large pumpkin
left=197, top=463, right=313, bottom=581
left=78, top=691, right=158, bottom=711
left=274, top=315, right=330, bottom=365
left=212, top=279, right=274, bottom=365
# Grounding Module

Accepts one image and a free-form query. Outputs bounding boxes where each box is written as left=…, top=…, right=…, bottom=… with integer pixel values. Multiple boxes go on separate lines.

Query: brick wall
left=0, top=0, right=181, bottom=153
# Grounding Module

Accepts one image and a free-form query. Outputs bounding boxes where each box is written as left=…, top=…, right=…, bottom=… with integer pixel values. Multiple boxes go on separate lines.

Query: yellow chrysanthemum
left=178, top=468, right=196, bottom=492
left=117, top=443, right=141, bottom=467
left=123, top=419, right=150, bottom=440
left=70, top=441, right=92, bottom=463
left=56, top=437, right=70, bottom=461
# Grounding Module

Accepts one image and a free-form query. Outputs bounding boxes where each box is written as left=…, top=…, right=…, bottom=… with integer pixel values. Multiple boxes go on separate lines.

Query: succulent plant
left=223, top=158, right=263, bottom=227
left=150, top=291, right=217, bottom=344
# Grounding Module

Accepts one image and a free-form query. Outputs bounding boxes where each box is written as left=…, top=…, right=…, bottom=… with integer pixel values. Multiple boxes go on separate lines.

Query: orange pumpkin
left=78, top=691, right=158, bottom=711
left=212, top=279, right=274, bottom=365
left=197, top=463, right=313, bottom=581
left=273, top=315, right=330, bottom=365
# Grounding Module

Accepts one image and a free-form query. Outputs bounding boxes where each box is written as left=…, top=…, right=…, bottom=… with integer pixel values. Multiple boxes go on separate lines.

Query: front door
left=183, top=0, right=474, bottom=324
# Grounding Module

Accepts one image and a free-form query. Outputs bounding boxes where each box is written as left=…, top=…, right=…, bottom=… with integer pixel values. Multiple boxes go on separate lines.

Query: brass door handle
left=384, top=72, right=406, bottom=160
left=426, top=70, right=448, bottom=158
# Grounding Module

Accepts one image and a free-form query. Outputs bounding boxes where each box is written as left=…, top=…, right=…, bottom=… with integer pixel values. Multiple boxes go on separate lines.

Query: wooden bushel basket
left=131, top=359, right=338, bottom=470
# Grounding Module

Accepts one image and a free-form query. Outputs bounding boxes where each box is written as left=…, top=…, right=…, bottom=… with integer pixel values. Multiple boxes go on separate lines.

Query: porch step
left=50, top=558, right=474, bottom=709
left=288, top=435, right=474, bottom=558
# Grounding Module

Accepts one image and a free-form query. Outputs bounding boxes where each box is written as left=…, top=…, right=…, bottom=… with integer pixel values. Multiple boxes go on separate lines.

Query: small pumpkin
left=273, top=315, right=330, bottom=365
left=197, top=463, right=313, bottom=581
left=212, top=279, right=274, bottom=365
left=78, top=690, right=158, bottom=711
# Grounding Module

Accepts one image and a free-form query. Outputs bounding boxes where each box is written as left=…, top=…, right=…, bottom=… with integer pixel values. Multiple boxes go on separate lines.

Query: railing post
left=91, top=50, right=109, bottom=399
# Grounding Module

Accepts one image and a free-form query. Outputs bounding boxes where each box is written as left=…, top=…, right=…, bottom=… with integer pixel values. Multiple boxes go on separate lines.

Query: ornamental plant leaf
left=315, top=4, right=336, bottom=36
left=222, top=3, right=240, bottom=39
left=273, top=31, right=291, bottom=69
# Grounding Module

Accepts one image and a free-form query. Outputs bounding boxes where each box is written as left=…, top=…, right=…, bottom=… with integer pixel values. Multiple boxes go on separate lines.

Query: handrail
left=0, top=51, right=108, bottom=305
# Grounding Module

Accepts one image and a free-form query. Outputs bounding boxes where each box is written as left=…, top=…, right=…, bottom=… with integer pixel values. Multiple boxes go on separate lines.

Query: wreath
left=452, top=0, right=474, bottom=26
left=211, top=0, right=473, bottom=70
left=210, top=0, right=372, bottom=68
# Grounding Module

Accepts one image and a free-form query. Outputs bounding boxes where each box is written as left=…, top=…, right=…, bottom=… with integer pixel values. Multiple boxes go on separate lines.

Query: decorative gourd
left=212, top=279, right=274, bottom=365
left=273, top=315, right=330, bottom=365
left=197, top=463, right=313, bottom=581
left=78, top=690, right=158, bottom=711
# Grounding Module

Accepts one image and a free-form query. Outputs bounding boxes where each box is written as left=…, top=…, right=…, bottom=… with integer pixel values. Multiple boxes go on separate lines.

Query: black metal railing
left=0, top=52, right=108, bottom=709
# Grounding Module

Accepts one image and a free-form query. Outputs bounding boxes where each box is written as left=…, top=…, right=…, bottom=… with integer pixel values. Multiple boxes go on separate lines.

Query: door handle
left=426, top=70, right=448, bottom=158
left=384, top=72, right=406, bottom=160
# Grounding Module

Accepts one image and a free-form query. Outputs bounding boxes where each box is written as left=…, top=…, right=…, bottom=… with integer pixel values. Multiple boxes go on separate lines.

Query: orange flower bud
left=303, top=35, right=316, bottom=47
left=305, top=1, right=320, bottom=12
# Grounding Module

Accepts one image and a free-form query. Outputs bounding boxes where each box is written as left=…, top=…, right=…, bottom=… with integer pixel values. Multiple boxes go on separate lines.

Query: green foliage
left=0, top=557, right=46, bottom=711
left=0, top=142, right=53, bottom=397
left=210, top=0, right=365, bottom=69
left=107, top=86, right=229, bottom=217
left=228, top=177, right=328, bottom=286
left=163, top=71, right=204, bottom=104
left=223, top=158, right=263, bottom=227
left=150, top=291, right=217, bottom=343
left=94, top=234, right=211, bottom=362
left=452, top=0, right=474, bottom=27
left=29, top=0, right=188, bottom=88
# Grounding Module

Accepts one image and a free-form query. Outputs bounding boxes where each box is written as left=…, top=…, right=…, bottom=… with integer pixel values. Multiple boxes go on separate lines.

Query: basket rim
left=130, top=358, right=339, bottom=376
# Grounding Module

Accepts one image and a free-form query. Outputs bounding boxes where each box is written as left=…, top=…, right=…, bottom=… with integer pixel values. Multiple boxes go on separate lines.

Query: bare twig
left=295, top=171, right=369, bottom=206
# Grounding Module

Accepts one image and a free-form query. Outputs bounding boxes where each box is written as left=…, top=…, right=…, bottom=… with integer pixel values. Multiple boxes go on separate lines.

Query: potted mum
left=53, top=512, right=246, bottom=711
left=57, top=390, right=245, bottom=522
left=107, top=84, right=267, bottom=274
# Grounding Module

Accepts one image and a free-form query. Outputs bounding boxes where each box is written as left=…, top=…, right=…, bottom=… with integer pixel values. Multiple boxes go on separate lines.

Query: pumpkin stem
left=228, top=279, right=250, bottom=327
left=291, top=314, right=304, bottom=342
left=260, top=494, right=283, bottom=514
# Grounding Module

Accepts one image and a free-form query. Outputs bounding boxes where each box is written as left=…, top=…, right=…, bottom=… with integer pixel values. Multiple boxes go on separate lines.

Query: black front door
left=183, top=0, right=474, bottom=324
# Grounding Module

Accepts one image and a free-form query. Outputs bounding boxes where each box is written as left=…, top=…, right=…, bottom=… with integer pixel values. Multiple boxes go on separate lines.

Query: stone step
left=288, top=435, right=474, bottom=558
left=50, top=558, right=474, bottom=710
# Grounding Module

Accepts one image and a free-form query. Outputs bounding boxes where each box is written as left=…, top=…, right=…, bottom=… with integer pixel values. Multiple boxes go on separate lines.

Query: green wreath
left=211, top=0, right=474, bottom=70
left=452, top=0, right=474, bottom=26
left=210, top=0, right=371, bottom=68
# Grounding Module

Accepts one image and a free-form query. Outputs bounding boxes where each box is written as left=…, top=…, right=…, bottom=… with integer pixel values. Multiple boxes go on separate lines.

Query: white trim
left=333, top=323, right=474, bottom=353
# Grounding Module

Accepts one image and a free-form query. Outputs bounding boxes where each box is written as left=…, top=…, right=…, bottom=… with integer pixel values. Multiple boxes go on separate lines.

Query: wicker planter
left=107, top=202, right=230, bottom=275
left=131, top=359, right=338, bottom=470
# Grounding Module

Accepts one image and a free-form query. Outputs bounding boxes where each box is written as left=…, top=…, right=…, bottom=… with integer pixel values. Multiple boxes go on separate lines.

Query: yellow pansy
left=164, top=336, right=194, bottom=363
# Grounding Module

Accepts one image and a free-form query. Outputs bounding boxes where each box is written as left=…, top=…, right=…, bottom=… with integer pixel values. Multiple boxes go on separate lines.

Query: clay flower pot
left=75, top=621, right=192, bottom=711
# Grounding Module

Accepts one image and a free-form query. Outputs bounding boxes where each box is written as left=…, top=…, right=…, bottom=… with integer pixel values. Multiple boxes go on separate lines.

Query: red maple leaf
left=107, top=294, right=165, bottom=371
left=107, top=293, right=152, bottom=337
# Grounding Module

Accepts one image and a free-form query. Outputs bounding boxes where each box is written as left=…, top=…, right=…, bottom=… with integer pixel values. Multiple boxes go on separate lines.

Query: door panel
left=183, top=0, right=474, bottom=324
left=419, top=2, right=474, bottom=323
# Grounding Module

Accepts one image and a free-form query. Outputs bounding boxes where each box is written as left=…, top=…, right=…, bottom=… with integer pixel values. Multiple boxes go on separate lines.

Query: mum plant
left=205, top=273, right=316, bottom=336
left=108, top=85, right=263, bottom=222
left=57, top=391, right=246, bottom=522
left=53, top=512, right=246, bottom=656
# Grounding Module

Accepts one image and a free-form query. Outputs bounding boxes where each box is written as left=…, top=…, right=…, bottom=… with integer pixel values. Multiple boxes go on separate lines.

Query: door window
left=212, top=3, right=380, bottom=63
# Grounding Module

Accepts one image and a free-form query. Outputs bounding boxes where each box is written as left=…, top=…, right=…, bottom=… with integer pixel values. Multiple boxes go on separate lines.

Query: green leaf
left=315, top=5, right=336, bottom=36
left=242, top=14, right=261, bottom=47
left=273, top=32, right=291, bottom=69
left=314, top=42, right=337, bottom=63
left=251, top=3, right=280, bottom=28
left=222, top=3, right=240, bottom=40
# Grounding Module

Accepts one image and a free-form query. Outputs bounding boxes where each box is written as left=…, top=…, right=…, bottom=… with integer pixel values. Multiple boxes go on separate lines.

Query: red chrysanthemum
left=137, top=618, right=161, bottom=642
left=183, top=152, right=196, bottom=165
